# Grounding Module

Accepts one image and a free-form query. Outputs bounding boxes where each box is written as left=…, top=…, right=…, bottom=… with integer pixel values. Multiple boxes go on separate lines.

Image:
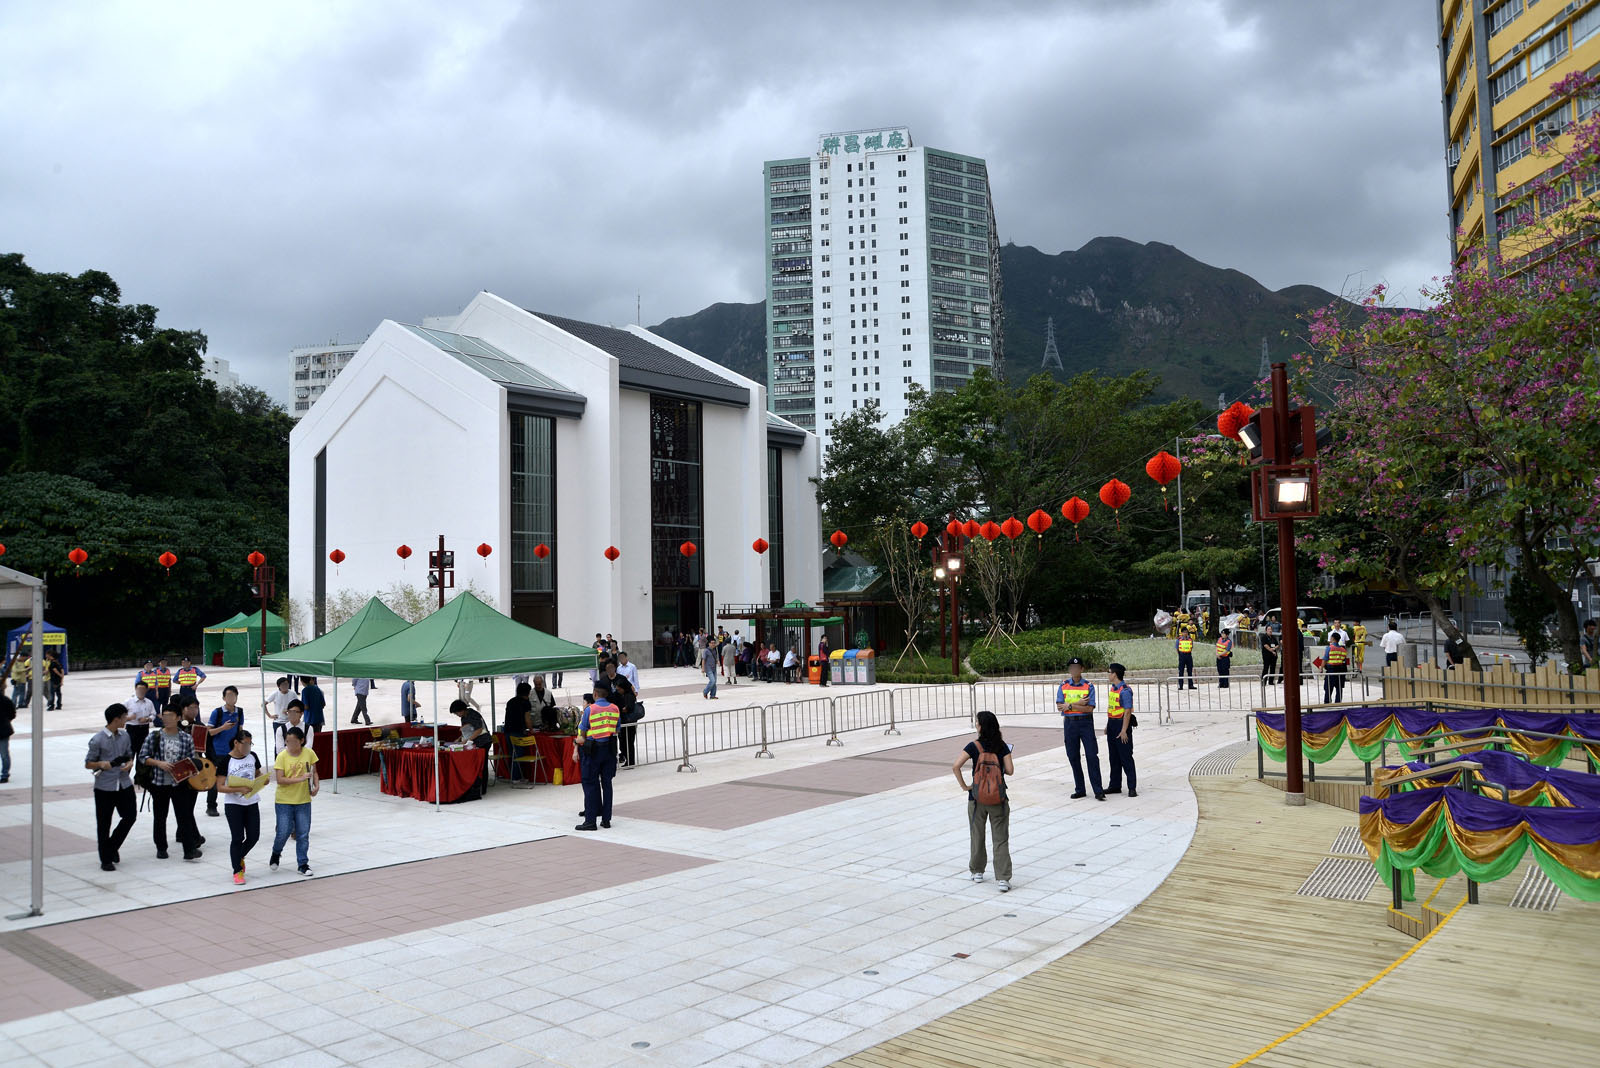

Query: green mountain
left=650, top=238, right=1346, bottom=402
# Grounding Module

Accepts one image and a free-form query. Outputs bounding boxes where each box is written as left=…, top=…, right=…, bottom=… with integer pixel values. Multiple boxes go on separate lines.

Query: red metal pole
left=1271, top=362, right=1305, bottom=804
left=437, top=534, right=446, bottom=610
left=951, top=569, right=961, bottom=679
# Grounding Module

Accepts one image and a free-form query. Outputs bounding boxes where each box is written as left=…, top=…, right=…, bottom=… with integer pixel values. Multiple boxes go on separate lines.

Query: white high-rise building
left=763, top=127, right=1002, bottom=452
left=290, top=338, right=367, bottom=418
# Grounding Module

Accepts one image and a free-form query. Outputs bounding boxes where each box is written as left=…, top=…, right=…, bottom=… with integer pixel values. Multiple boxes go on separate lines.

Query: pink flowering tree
left=1300, top=73, right=1600, bottom=670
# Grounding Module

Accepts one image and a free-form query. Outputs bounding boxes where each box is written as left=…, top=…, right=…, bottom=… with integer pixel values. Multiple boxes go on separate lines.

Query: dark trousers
left=225, top=804, right=260, bottom=873
left=820, top=660, right=830, bottom=686
left=580, top=740, right=617, bottom=823
left=94, top=787, right=137, bottom=865
left=1385, top=653, right=1398, bottom=667
left=1262, top=652, right=1280, bottom=685
left=1323, top=671, right=1346, bottom=704
left=154, top=688, right=171, bottom=711
left=206, top=746, right=227, bottom=811
left=1216, top=657, right=1231, bottom=688
left=126, top=725, right=150, bottom=765
left=1106, top=727, right=1136, bottom=792
left=1177, top=653, right=1195, bottom=687
left=1061, top=715, right=1103, bottom=797
left=150, top=784, right=199, bottom=853
left=352, top=694, right=370, bottom=723
left=618, top=714, right=639, bottom=766
left=47, top=681, right=62, bottom=710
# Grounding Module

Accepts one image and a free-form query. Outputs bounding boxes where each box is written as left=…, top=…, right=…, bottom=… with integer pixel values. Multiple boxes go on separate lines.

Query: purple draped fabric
left=1257, top=706, right=1600, bottom=740
left=1396, top=750, right=1600, bottom=809
left=1359, top=785, right=1600, bottom=844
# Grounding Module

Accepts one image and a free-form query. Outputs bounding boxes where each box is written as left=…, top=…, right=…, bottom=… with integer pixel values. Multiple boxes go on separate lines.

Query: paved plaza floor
left=0, top=664, right=1242, bottom=1065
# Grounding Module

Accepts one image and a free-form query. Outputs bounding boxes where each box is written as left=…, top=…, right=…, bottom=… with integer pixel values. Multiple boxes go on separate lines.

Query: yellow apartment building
left=1439, top=0, right=1600, bottom=264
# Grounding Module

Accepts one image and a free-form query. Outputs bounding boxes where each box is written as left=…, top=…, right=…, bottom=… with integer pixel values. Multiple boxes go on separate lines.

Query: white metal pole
left=432, top=674, right=440, bottom=812
left=28, top=588, right=45, bottom=916
left=1175, top=435, right=1187, bottom=601
left=331, top=673, right=340, bottom=795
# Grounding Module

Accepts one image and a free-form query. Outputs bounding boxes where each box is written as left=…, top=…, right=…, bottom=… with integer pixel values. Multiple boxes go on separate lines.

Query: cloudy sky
left=2, top=0, right=1445, bottom=401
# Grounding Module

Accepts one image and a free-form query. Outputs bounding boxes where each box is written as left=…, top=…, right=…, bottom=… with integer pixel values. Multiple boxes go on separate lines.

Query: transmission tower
left=1258, top=337, right=1271, bottom=381
left=1040, top=317, right=1063, bottom=372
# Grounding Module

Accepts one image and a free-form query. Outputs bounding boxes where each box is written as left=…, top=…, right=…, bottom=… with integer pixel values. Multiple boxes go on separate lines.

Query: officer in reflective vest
left=134, top=661, right=159, bottom=694
left=1322, top=637, right=1350, bottom=704
left=1174, top=629, right=1196, bottom=690
left=1104, top=662, right=1136, bottom=797
left=175, top=659, right=206, bottom=704
left=152, top=659, right=173, bottom=711
left=575, top=691, right=620, bottom=831
left=1055, top=657, right=1104, bottom=801
left=1214, top=632, right=1233, bottom=689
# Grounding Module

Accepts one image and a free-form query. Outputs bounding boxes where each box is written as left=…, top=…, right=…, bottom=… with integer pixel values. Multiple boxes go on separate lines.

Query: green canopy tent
left=259, top=598, right=411, bottom=792
left=334, top=593, right=597, bottom=808
left=203, top=609, right=288, bottom=667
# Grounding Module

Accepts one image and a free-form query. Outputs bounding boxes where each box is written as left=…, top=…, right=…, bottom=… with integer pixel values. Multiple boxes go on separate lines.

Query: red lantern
left=247, top=551, right=265, bottom=568
left=68, top=546, right=88, bottom=573
left=0, top=543, right=6, bottom=557
left=1145, top=450, right=1182, bottom=510
left=752, top=538, right=769, bottom=554
left=476, top=543, right=493, bottom=562
left=1000, top=517, right=1024, bottom=540
left=328, top=549, right=345, bottom=565
left=1026, top=509, right=1053, bottom=535
left=1218, top=401, right=1257, bottom=441
left=680, top=541, right=698, bottom=557
left=604, top=545, right=620, bottom=562
left=910, top=521, right=929, bottom=540
left=1061, top=497, right=1089, bottom=541
left=830, top=530, right=849, bottom=549
left=158, top=551, right=178, bottom=572
left=946, top=520, right=963, bottom=538
left=961, top=520, right=981, bottom=539
left=396, top=544, right=413, bottom=561
left=979, top=520, right=1001, bottom=541
left=1099, top=479, right=1132, bottom=530
left=533, top=543, right=550, bottom=560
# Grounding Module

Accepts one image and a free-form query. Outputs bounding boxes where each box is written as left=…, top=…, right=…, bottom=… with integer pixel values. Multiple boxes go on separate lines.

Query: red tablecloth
left=493, top=731, right=580, bottom=785
left=313, top=723, right=463, bottom=778
left=380, top=746, right=485, bottom=803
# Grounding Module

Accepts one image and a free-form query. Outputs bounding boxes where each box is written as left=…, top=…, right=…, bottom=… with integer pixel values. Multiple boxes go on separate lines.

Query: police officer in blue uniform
left=1056, top=657, right=1105, bottom=801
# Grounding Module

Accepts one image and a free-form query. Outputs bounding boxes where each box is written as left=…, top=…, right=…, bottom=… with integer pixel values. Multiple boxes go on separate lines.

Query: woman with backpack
left=952, top=710, right=1015, bottom=892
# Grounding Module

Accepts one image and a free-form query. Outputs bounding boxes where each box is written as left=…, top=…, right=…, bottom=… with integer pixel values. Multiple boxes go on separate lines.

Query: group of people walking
left=86, top=685, right=322, bottom=884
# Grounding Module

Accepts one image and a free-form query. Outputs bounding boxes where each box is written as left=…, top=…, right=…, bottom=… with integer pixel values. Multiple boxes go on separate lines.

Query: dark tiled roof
left=530, top=311, right=748, bottom=407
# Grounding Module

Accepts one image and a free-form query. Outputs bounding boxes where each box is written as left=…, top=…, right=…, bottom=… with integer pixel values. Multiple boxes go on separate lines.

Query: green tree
left=0, top=254, right=291, bottom=657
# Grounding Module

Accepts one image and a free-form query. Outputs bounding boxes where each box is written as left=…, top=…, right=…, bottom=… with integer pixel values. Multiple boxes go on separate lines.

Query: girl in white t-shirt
left=216, top=730, right=264, bottom=884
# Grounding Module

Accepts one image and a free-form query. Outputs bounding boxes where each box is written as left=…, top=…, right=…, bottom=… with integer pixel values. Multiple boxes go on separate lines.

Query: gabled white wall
left=451, top=294, right=624, bottom=648
left=288, top=320, right=506, bottom=631
left=781, top=434, right=824, bottom=605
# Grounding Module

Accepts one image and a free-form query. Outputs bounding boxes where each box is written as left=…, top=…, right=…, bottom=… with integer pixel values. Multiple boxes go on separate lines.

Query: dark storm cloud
left=0, top=0, right=1444, bottom=400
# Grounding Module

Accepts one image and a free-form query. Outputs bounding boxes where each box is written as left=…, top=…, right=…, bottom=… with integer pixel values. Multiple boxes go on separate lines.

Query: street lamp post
left=946, top=551, right=962, bottom=678
left=1242, top=361, right=1321, bottom=807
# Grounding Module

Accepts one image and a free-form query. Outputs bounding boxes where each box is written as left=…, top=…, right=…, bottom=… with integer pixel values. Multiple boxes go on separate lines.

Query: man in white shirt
left=1379, top=621, right=1406, bottom=667
left=616, top=651, right=641, bottom=695
left=782, top=647, right=798, bottom=683
left=124, top=682, right=159, bottom=770
left=1327, top=619, right=1350, bottom=648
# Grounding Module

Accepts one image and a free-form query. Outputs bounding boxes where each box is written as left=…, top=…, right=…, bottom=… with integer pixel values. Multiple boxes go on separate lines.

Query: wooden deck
left=836, top=755, right=1600, bottom=1068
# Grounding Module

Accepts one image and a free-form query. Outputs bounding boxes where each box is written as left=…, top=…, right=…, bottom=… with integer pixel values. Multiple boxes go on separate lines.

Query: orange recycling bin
left=808, top=655, right=824, bottom=684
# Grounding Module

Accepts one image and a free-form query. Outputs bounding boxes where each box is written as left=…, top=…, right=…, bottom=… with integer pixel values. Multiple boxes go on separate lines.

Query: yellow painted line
left=1421, top=876, right=1448, bottom=910
left=1227, top=895, right=1469, bottom=1067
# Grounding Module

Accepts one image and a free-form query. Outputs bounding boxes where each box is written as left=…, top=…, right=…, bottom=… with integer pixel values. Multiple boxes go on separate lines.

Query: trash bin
left=808, top=655, right=824, bottom=684
left=858, top=648, right=876, bottom=685
left=842, top=649, right=859, bottom=685
left=830, top=648, right=847, bottom=686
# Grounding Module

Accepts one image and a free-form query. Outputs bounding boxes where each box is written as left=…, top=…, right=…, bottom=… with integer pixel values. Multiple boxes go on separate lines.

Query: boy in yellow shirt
left=269, top=727, right=319, bottom=877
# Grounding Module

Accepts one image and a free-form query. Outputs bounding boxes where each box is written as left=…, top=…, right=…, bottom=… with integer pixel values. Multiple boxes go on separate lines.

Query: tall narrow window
left=510, top=414, right=557, bottom=633
left=768, top=446, right=785, bottom=606
left=650, top=397, right=703, bottom=658
left=313, top=448, right=327, bottom=636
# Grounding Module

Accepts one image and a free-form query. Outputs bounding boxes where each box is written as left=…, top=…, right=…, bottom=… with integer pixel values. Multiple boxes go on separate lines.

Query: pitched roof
left=529, top=311, right=749, bottom=407
left=402, top=325, right=585, bottom=417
